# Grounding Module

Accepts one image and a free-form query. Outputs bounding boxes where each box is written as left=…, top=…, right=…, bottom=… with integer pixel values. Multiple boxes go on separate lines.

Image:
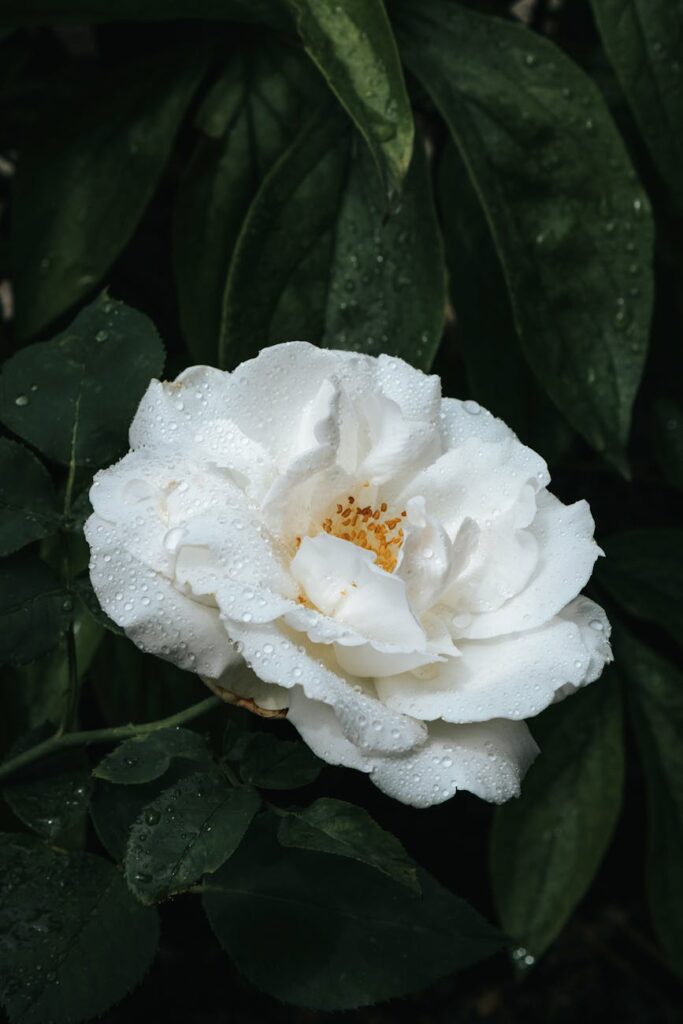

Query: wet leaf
left=0, top=294, right=164, bottom=469
left=491, top=673, right=624, bottom=957
left=285, top=0, right=413, bottom=197
left=11, top=50, right=206, bottom=339
left=125, top=768, right=259, bottom=903
left=0, top=554, right=71, bottom=666
left=278, top=797, right=419, bottom=892
left=203, top=813, right=502, bottom=1010
left=93, top=727, right=211, bottom=785
left=0, top=439, right=60, bottom=556
left=396, top=0, right=654, bottom=466
left=220, top=107, right=444, bottom=371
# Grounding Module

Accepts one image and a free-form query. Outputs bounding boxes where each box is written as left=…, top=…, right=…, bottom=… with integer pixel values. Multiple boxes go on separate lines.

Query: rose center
left=319, top=495, right=407, bottom=573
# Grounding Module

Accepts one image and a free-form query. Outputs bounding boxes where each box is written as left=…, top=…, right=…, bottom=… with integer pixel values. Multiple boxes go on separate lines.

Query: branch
left=0, top=694, right=222, bottom=785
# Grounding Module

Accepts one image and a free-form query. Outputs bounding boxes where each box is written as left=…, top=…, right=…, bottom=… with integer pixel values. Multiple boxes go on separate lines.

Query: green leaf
left=0, top=0, right=288, bottom=28
left=596, top=529, right=683, bottom=646
left=437, top=140, right=574, bottom=465
left=3, top=729, right=91, bottom=841
left=0, top=554, right=71, bottom=666
left=93, top=727, right=211, bottom=784
left=590, top=0, right=683, bottom=212
left=220, top=107, right=444, bottom=370
left=11, top=51, right=205, bottom=339
left=278, top=797, right=419, bottom=893
left=618, top=628, right=683, bottom=979
left=203, top=813, right=502, bottom=1010
left=174, top=42, right=321, bottom=363
left=396, top=0, right=654, bottom=465
left=0, top=294, right=164, bottom=469
left=234, top=731, right=322, bottom=789
left=285, top=0, right=413, bottom=197
left=0, top=438, right=60, bottom=556
left=125, top=768, right=260, bottom=904
left=0, top=833, right=159, bottom=1024
left=490, top=674, right=624, bottom=957
left=90, top=761, right=197, bottom=861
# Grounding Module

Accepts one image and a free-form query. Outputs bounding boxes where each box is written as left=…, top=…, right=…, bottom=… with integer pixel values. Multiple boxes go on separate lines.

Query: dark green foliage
left=0, top=1, right=681, bottom=1018
left=125, top=768, right=260, bottom=903
left=0, top=833, right=159, bottom=1024
left=285, top=0, right=414, bottom=198
left=203, top=813, right=503, bottom=1010
left=396, top=0, right=653, bottom=466
left=0, top=555, right=71, bottom=666
left=0, top=294, right=165, bottom=468
left=616, top=628, right=683, bottom=980
left=596, top=530, right=683, bottom=646
left=220, top=106, right=444, bottom=370
left=0, top=439, right=60, bottom=556
left=94, top=728, right=212, bottom=784
left=10, top=51, right=207, bottom=339
left=229, top=729, right=322, bottom=789
left=278, top=796, right=419, bottom=892
left=491, top=674, right=624, bottom=957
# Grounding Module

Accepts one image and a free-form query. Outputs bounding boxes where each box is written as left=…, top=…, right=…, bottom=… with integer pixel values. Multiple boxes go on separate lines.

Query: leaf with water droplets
left=231, top=729, right=322, bottom=789
left=616, top=627, right=683, bottom=980
left=93, top=727, right=211, bottom=785
left=3, top=728, right=92, bottom=842
left=437, top=141, right=574, bottom=465
left=0, top=554, right=71, bottom=666
left=284, top=0, right=413, bottom=198
left=490, top=673, right=624, bottom=957
left=203, top=812, right=502, bottom=1011
left=278, top=797, right=419, bottom=892
left=0, top=833, right=159, bottom=1024
left=174, top=40, right=322, bottom=363
left=396, top=0, right=654, bottom=466
left=124, top=767, right=260, bottom=904
left=653, top=397, right=683, bottom=492
left=0, top=293, right=164, bottom=469
left=590, top=0, right=683, bottom=213
left=10, top=48, right=206, bottom=339
left=596, top=529, right=683, bottom=648
left=220, top=105, right=444, bottom=370
left=0, top=438, right=60, bottom=556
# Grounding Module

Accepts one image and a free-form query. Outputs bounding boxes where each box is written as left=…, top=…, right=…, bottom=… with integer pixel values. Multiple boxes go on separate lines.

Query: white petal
left=439, top=396, right=515, bottom=448
left=462, top=492, right=601, bottom=639
left=553, top=595, right=613, bottom=701
left=172, top=512, right=296, bottom=601
left=399, top=434, right=548, bottom=536
left=129, top=367, right=235, bottom=450
left=85, top=514, right=236, bottom=678
left=397, top=496, right=465, bottom=613
left=375, top=353, right=442, bottom=424
left=260, top=379, right=341, bottom=535
left=286, top=688, right=374, bottom=771
left=370, top=719, right=540, bottom=808
left=376, top=616, right=592, bottom=722
left=224, top=618, right=428, bottom=755
left=357, top=394, right=439, bottom=487
left=444, top=508, right=539, bottom=616
left=290, top=533, right=426, bottom=648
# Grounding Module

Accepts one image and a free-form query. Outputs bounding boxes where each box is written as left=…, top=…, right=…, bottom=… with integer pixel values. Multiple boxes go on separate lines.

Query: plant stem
left=0, top=695, right=222, bottom=785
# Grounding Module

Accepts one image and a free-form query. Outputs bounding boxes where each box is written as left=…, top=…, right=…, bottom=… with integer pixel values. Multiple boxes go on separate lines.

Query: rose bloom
left=85, top=343, right=612, bottom=808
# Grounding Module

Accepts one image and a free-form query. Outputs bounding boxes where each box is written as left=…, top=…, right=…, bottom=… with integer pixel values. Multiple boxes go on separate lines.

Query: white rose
left=85, top=343, right=612, bottom=808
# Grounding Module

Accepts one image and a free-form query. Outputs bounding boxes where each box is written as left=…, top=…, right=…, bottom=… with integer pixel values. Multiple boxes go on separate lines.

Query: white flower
left=85, top=343, right=612, bottom=808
